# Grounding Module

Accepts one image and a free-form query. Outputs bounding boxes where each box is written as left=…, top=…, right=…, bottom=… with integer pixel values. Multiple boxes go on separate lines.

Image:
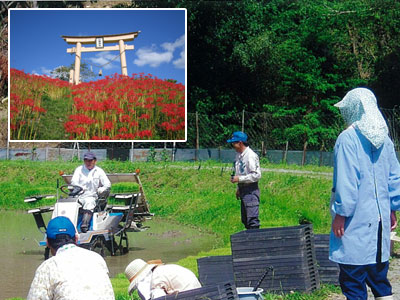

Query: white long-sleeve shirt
left=27, top=244, right=115, bottom=300
left=71, top=165, right=111, bottom=200
left=234, top=146, right=261, bottom=183
left=136, top=264, right=201, bottom=300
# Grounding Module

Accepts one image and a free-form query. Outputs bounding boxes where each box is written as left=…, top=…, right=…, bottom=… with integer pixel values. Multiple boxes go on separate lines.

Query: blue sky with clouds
left=9, top=9, right=186, bottom=84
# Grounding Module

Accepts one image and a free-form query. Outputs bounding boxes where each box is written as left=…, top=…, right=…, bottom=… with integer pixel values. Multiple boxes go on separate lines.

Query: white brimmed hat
left=125, top=259, right=162, bottom=295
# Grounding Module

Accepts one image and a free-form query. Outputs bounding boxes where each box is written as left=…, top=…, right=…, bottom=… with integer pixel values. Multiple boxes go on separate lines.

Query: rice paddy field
left=2, top=160, right=346, bottom=299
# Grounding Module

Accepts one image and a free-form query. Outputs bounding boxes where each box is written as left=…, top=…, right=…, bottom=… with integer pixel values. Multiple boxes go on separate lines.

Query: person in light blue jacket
left=329, top=88, right=400, bottom=300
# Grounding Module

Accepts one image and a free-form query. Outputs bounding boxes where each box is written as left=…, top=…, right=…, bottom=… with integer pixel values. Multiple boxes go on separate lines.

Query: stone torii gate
left=61, top=31, right=140, bottom=85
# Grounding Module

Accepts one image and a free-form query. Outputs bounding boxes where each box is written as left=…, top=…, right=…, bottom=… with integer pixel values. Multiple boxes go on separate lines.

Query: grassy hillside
left=1, top=160, right=341, bottom=300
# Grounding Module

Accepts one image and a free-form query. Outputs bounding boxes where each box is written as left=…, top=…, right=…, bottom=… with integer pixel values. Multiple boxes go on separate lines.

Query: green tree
left=51, top=62, right=96, bottom=82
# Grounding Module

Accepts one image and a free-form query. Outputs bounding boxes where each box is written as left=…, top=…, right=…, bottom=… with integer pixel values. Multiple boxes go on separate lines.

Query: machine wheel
left=89, top=236, right=106, bottom=257
left=105, top=237, right=120, bottom=256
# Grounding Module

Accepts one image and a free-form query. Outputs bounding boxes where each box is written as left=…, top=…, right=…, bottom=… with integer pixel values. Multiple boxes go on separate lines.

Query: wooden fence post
left=241, top=109, right=245, bottom=132
left=261, top=141, right=266, bottom=157
left=172, top=142, right=176, bottom=162
left=6, top=140, right=9, bottom=160
left=130, top=142, right=134, bottom=162
left=302, top=141, right=308, bottom=166
left=196, top=111, right=199, bottom=161
left=283, top=141, right=289, bottom=164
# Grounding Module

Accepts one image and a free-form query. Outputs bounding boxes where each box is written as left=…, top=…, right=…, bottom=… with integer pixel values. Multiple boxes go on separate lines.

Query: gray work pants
left=239, top=182, right=260, bottom=229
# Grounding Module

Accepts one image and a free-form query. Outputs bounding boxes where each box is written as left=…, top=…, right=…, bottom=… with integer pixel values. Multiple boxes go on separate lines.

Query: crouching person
left=27, top=216, right=115, bottom=300
left=125, top=259, right=201, bottom=299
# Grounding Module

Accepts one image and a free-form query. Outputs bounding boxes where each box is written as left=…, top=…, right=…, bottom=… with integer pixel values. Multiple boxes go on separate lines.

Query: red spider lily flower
left=137, top=130, right=153, bottom=138
left=68, top=114, right=96, bottom=125
left=103, top=121, right=114, bottom=130
left=116, top=108, right=125, bottom=115
left=139, top=114, right=150, bottom=120
left=118, top=127, right=128, bottom=133
left=129, top=121, right=139, bottom=128
left=33, top=106, right=47, bottom=113
left=144, top=103, right=155, bottom=109
left=75, top=127, right=86, bottom=134
left=10, top=106, right=19, bottom=113
left=91, top=136, right=111, bottom=140
left=22, top=99, right=35, bottom=107
left=119, top=115, right=131, bottom=123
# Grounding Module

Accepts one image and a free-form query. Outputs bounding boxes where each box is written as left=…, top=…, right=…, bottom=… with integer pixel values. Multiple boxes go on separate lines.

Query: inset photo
left=9, top=8, right=186, bottom=142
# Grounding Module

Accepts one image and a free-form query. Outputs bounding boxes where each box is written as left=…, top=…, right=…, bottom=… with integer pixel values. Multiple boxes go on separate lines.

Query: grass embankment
left=37, top=93, right=73, bottom=140
left=1, top=160, right=341, bottom=300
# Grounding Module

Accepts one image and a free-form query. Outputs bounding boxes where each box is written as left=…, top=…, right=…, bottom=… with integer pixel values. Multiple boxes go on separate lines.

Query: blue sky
left=9, top=9, right=186, bottom=84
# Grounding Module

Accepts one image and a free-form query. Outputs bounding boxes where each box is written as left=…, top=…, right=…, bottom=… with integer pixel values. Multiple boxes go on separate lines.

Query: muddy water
left=0, top=211, right=218, bottom=299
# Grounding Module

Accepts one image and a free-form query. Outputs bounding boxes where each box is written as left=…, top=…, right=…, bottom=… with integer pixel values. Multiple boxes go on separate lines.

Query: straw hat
left=125, top=259, right=162, bottom=294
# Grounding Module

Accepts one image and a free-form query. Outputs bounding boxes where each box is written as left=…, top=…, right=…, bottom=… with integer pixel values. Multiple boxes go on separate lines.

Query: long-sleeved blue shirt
left=329, top=126, right=400, bottom=265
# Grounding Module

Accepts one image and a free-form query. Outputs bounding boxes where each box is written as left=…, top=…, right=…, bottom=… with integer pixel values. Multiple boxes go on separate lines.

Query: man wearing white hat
left=71, top=151, right=111, bottom=233
left=329, top=88, right=400, bottom=300
left=125, top=259, right=201, bottom=299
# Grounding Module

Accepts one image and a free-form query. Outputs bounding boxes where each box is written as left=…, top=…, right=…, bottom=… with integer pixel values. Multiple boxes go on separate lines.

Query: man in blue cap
left=27, top=216, right=114, bottom=299
left=227, top=131, right=262, bottom=229
left=71, top=151, right=111, bottom=233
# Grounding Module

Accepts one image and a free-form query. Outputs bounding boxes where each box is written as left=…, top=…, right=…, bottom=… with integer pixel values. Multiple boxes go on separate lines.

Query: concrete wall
left=0, top=148, right=107, bottom=161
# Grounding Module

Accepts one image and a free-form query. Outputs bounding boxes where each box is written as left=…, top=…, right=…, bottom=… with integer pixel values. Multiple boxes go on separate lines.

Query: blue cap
left=83, top=152, right=96, bottom=160
left=46, top=216, right=76, bottom=239
left=227, top=131, right=248, bottom=143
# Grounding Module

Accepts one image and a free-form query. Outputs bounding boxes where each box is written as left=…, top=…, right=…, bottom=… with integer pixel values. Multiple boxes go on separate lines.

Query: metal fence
left=187, top=108, right=400, bottom=152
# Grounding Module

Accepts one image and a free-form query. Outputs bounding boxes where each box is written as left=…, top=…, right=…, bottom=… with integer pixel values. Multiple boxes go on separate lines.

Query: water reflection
left=0, top=211, right=217, bottom=299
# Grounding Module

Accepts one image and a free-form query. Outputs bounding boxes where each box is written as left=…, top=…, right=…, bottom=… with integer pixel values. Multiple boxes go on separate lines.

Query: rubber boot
left=80, top=210, right=93, bottom=233
left=376, top=296, right=394, bottom=300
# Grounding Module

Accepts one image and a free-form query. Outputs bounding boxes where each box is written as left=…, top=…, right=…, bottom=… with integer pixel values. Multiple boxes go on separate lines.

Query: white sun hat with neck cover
left=334, top=87, right=388, bottom=149
left=125, top=259, right=163, bottom=295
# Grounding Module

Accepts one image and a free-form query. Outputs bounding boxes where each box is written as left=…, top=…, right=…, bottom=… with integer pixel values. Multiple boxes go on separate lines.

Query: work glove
left=98, top=186, right=107, bottom=194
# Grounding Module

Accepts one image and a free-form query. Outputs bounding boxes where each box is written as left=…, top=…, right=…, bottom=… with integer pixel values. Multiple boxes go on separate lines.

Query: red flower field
left=10, top=69, right=186, bottom=140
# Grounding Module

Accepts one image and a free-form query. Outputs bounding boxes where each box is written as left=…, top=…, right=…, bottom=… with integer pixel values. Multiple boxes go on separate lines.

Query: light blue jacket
left=329, top=126, right=400, bottom=265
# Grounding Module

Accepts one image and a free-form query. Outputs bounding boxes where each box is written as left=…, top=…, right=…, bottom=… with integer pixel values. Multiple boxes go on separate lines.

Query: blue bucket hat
left=47, top=216, right=76, bottom=239
left=83, top=151, right=97, bottom=160
left=227, top=131, right=248, bottom=143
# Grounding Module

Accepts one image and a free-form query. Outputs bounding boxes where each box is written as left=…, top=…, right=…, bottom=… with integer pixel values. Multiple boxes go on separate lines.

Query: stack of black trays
left=197, top=255, right=235, bottom=286
left=314, top=234, right=339, bottom=285
left=153, top=281, right=239, bottom=300
left=230, top=224, right=320, bottom=294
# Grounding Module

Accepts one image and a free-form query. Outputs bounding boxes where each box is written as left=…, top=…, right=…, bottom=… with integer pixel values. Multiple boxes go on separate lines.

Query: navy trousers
left=238, top=183, right=260, bottom=229
left=338, top=221, right=392, bottom=299
left=338, top=262, right=392, bottom=300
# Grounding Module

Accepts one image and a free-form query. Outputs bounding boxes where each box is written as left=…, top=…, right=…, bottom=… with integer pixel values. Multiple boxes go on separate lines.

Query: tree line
left=1, top=1, right=399, bottom=150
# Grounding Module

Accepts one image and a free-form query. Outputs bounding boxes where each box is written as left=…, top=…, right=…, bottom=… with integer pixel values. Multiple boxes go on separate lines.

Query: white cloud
left=134, top=48, right=173, bottom=67
left=87, top=52, right=117, bottom=70
left=173, top=50, right=185, bottom=69
left=133, top=34, right=185, bottom=69
left=40, top=67, right=53, bottom=77
left=161, top=35, right=185, bottom=52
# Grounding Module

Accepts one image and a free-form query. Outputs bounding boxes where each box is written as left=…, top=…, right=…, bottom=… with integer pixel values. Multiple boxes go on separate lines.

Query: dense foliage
left=185, top=0, right=400, bottom=112
left=137, top=0, right=400, bottom=150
